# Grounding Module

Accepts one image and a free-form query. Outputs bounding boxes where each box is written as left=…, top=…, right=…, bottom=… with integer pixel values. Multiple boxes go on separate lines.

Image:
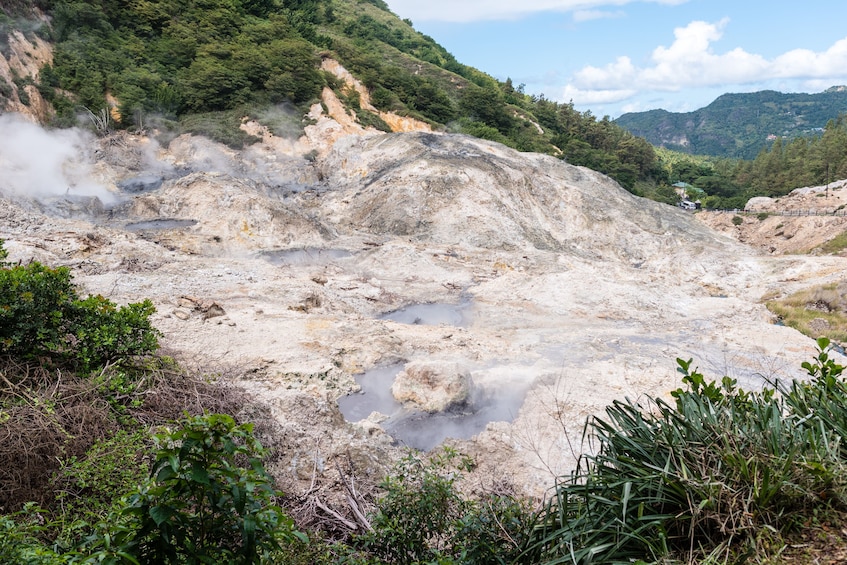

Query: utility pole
left=824, top=163, right=832, bottom=200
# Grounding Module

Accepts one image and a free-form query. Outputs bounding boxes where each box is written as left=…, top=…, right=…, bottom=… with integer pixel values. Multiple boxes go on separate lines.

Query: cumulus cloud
left=563, top=19, right=847, bottom=105
left=0, top=113, right=115, bottom=203
left=384, top=0, right=687, bottom=23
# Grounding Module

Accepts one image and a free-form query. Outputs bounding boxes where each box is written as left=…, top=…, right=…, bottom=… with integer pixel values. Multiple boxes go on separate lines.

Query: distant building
left=672, top=181, right=693, bottom=199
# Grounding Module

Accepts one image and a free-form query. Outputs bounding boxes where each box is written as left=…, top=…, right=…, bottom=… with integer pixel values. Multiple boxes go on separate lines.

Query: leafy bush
left=1, top=414, right=302, bottom=564
left=102, top=414, right=304, bottom=564
left=0, top=242, right=160, bottom=371
left=355, top=108, right=392, bottom=132
left=0, top=261, right=75, bottom=359
left=53, top=429, right=149, bottom=529
left=0, top=77, right=13, bottom=99
left=354, top=448, right=535, bottom=565
left=0, top=504, right=70, bottom=565
left=71, top=295, right=159, bottom=371
left=732, top=214, right=744, bottom=225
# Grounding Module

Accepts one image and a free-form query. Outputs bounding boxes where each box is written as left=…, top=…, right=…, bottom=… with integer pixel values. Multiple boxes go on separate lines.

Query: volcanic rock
left=391, top=360, right=473, bottom=413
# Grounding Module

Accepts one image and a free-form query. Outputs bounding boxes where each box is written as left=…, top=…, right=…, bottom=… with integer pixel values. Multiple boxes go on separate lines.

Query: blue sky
left=382, top=0, right=847, bottom=118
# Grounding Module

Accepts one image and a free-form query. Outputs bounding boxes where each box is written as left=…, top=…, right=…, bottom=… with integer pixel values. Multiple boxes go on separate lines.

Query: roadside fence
left=707, top=208, right=847, bottom=217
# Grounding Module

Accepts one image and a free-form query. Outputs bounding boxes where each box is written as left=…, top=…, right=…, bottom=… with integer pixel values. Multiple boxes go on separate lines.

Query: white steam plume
left=0, top=113, right=115, bottom=203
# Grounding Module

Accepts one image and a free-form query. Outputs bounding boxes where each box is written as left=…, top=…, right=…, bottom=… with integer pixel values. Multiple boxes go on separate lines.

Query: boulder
left=391, top=360, right=472, bottom=413
left=745, top=196, right=774, bottom=212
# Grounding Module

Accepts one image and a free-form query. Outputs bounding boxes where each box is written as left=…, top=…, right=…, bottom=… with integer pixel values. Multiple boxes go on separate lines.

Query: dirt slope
left=697, top=180, right=847, bottom=255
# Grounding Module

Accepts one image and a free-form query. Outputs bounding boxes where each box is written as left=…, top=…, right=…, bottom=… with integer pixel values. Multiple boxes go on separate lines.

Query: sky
left=382, top=0, right=847, bottom=118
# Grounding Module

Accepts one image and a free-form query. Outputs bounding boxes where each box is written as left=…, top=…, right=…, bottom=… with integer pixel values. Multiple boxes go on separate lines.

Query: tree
left=460, top=85, right=515, bottom=133
left=178, top=53, right=251, bottom=112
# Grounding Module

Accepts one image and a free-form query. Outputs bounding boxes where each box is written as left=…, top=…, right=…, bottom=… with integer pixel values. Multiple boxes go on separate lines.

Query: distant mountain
left=615, top=87, right=847, bottom=159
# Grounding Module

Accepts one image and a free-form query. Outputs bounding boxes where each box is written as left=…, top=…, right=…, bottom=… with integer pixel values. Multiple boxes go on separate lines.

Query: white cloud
left=564, top=19, right=847, bottom=105
left=384, top=0, right=687, bottom=23
left=562, top=84, right=637, bottom=104
left=572, top=9, right=625, bottom=22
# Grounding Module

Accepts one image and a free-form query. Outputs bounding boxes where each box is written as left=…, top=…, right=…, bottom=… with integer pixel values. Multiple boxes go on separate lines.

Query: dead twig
left=336, top=455, right=373, bottom=532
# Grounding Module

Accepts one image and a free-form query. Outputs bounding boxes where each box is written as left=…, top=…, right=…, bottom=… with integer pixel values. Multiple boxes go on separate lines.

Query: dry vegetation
left=0, top=352, right=248, bottom=514
left=766, top=282, right=847, bottom=345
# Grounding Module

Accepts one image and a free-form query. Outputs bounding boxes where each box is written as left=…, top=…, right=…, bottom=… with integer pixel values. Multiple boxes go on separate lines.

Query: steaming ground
left=0, top=121, right=843, bottom=497
left=0, top=114, right=115, bottom=203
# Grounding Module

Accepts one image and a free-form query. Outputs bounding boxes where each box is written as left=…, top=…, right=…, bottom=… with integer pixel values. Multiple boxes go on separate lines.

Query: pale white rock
left=391, top=360, right=473, bottom=413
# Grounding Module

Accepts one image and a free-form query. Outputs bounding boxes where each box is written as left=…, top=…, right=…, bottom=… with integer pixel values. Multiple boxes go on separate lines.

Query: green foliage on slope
left=734, top=114, right=847, bottom=196
left=6, top=0, right=662, bottom=191
left=651, top=114, right=847, bottom=207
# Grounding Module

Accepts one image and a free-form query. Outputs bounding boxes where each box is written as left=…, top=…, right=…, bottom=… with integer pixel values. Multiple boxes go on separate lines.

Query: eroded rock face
left=700, top=180, right=847, bottom=255
left=745, top=196, right=775, bottom=212
left=317, top=132, right=728, bottom=266
left=0, top=28, right=54, bottom=122
left=391, top=360, right=473, bottom=413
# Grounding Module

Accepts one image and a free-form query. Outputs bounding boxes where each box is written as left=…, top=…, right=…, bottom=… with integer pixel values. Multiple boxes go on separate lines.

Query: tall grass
left=527, top=340, right=847, bottom=564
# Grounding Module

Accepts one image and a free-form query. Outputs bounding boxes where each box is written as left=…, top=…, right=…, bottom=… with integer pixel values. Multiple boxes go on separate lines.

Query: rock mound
left=391, top=360, right=473, bottom=413
left=126, top=172, right=333, bottom=253
left=318, top=132, right=733, bottom=264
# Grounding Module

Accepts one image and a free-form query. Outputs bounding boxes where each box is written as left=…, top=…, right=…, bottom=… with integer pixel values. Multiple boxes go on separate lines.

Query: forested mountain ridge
left=616, top=86, right=847, bottom=159
left=0, top=0, right=660, bottom=192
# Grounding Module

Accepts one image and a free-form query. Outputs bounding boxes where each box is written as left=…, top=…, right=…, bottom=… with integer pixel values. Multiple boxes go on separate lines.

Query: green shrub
left=732, top=215, right=744, bottom=225
left=53, top=430, right=150, bottom=529
left=757, top=212, right=770, bottom=221
left=356, top=108, right=392, bottom=132
left=0, top=241, right=160, bottom=371
left=11, top=72, right=32, bottom=105
left=0, top=78, right=13, bottom=100
left=0, top=261, right=77, bottom=359
left=70, top=295, right=159, bottom=371
left=355, top=448, right=535, bottom=564
left=0, top=504, right=69, bottom=564
left=528, top=344, right=847, bottom=564
left=100, top=414, right=304, bottom=564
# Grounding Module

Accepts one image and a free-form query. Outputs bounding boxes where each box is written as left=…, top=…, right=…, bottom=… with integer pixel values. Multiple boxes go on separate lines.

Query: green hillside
left=0, top=0, right=661, bottom=191
left=616, top=87, right=847, bottom=159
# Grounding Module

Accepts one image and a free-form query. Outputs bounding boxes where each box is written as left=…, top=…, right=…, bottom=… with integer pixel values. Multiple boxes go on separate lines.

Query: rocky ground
left=2, top=111, right=845, bottom=508
left=697, top=180, right=847, bottom=255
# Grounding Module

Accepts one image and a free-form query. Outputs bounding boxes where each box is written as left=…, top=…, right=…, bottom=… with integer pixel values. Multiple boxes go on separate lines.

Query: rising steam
left=0, top=113, right=116, bottom=203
